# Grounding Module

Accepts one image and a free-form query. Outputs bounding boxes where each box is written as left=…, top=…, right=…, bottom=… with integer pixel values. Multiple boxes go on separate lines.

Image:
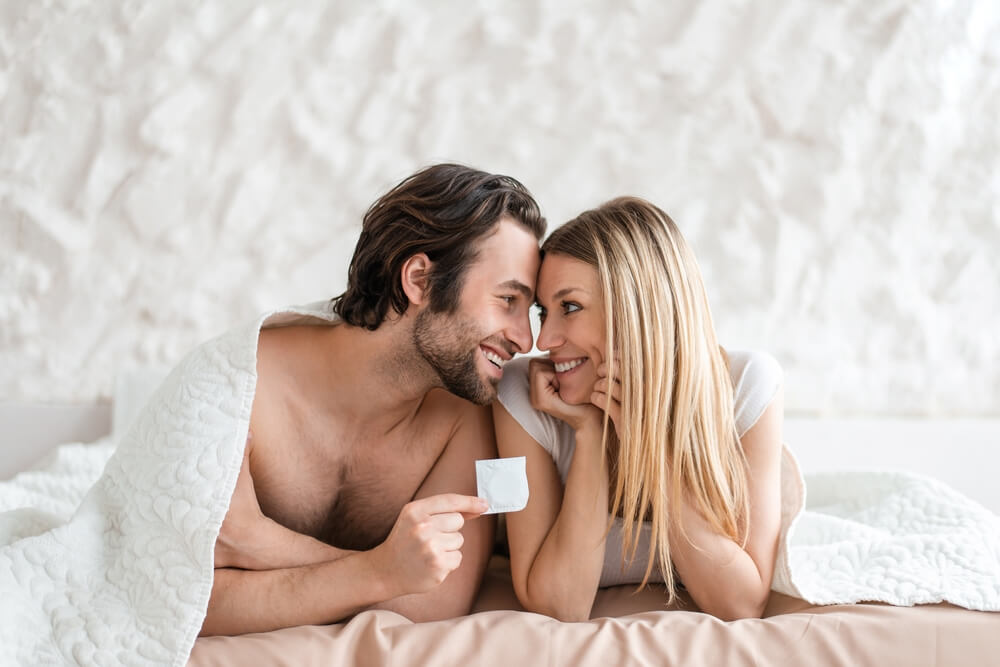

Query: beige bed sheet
left=189, top=557, right=1000, bottom=666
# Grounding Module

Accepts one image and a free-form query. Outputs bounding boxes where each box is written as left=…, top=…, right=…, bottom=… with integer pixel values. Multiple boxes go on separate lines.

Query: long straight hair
left=542, top=197, right=748, bottom=602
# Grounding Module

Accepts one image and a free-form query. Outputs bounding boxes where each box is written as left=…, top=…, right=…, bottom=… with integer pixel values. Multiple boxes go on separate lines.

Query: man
left=201, top=164, right=545, bottom=635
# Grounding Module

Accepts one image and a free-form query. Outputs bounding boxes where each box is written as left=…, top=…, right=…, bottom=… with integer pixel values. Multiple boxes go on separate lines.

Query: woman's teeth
left=554, top=359, right=585, bottom=373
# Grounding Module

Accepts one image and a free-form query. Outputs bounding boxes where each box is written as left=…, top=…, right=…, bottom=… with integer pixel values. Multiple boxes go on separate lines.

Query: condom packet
left=475, top=456, right=529, bottom=514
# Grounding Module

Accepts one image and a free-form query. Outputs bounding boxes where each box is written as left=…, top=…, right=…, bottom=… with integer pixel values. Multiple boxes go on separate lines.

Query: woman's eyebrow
left=552, top=287, right=584, bottom=300
left=535, top=287, right=585, bottom=307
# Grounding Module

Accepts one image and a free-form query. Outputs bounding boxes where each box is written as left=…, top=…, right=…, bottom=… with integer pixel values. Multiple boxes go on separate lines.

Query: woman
left=494, top=197, right=784, bottom=621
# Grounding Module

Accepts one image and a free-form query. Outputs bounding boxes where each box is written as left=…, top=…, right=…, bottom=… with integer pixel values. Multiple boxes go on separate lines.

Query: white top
left=496, top=349, right=783, bottom=587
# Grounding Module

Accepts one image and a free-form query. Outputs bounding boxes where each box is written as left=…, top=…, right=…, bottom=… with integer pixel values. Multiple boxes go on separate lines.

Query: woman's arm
left=668, top=387, right=785, bottom=620
left=493, top=401, right=609, bottom=621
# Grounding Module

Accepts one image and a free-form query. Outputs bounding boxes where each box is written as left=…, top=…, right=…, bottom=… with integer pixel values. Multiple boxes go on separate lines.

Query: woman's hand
left=528, top=357, right=602, bottom=433
left=591, top=360, right=622, bottom=434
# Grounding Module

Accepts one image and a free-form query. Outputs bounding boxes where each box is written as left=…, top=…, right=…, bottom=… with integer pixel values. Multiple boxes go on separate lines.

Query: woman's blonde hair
left=542, top=197, right=748, bottom=602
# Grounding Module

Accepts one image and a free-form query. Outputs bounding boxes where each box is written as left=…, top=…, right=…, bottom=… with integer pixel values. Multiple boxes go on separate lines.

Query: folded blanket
left=773, top=453, right=1000, bottom=609
left=0, top=302, right=338, bottom=666
left=2, top=301, right=998, bottom=665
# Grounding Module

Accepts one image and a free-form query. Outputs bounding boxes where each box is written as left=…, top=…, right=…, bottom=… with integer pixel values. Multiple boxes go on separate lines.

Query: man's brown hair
left=333, top=164, right=546, bottom=329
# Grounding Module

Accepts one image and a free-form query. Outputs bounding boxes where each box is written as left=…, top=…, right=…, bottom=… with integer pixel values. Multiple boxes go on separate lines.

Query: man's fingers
left=434, top=531, right=465, bottom=552
left=411, top=493, right=489, bottom=518
left=426, top=511, right=465, bottom=533
left=442, top=550, right=462, bottom=572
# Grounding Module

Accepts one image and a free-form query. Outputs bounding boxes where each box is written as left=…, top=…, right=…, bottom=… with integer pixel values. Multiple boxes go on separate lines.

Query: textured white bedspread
left=0, top=309, right=265, bottom=666
left=1, top=302, right=998, bottom=665
left=773, top=451, right=1000, bottom=609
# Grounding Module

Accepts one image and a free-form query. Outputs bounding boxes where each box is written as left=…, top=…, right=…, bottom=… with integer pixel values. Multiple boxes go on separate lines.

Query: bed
left=187, top=553, right=997, bottom=666
left=2, top=388, right=999, bottom=666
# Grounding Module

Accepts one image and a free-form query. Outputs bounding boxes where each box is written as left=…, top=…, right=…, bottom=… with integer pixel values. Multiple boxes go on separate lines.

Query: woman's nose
left=536, top=318, right=562, bottom=351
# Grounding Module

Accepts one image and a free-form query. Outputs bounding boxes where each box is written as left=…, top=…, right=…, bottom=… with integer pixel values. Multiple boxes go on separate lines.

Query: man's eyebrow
left=498, top=280, right=534, bottom=298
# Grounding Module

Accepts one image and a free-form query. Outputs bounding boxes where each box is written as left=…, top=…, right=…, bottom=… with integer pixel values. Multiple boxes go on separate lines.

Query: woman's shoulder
left=724, top=349, right=783, bottom=437
left=496, top=355, right=567, bottom=460
left=725, top=349, right=783, bottom=385
left=497, top=355, right=533, bottom=403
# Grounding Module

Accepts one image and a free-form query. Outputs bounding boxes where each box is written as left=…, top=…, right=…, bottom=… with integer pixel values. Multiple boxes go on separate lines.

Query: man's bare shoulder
left=256, top=325, right=315, bottom=365
left=419, top=388, right=491, bottom=425
left=254, top=325, right=331, bottom=389
left=250, top=327, right=318, bottom=434
left=417, top=389, right=495, bottom=460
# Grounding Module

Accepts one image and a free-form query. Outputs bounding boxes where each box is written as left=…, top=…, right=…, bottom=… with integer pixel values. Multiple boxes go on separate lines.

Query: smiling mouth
left=481, top=346, right=506, bottom=370
left=554, top=358, right=586, bottom=373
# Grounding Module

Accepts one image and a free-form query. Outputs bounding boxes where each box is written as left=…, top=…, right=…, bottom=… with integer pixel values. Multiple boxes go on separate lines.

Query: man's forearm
left=248, top=517, right=355, bottom=570
left=201, top=552, right=389, bottom=636
left=218, top=513, right=354, bottom=571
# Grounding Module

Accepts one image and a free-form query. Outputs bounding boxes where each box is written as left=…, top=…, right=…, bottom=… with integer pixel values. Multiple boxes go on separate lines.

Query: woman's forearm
left=671, top=518, right=773, bottom=620
left=523, top=423, right=610, bottom=621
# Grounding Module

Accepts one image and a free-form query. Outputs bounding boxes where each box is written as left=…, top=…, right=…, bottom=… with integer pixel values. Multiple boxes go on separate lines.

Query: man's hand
left=369, top=494, right=489, bottom=598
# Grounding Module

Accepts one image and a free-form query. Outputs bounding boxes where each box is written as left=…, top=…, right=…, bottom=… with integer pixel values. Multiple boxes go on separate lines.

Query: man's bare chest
left=250, top=425, right=446, bottom=551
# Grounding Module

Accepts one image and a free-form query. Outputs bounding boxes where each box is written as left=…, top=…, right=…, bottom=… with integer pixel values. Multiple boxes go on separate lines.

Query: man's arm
left=201, top=491, right=487, bottom=635
left=370, top=401, right=498, bottom=621
left=200, top=402, right=495, bottom=636
left=203, top=552, right=387, bottom=635
left=214, top=441, right=355, bottom=571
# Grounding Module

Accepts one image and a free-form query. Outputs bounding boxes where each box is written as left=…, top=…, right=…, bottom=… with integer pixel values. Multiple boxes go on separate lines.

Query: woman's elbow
left=707, top=590, right=769, bottom=621
left=516, top=581, right=592, bottom=622
left=524, top=599, right=591, bottom=623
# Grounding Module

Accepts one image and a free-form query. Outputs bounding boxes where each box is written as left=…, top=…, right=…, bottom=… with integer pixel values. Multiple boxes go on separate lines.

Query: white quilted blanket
left=772, top=449, right=1000, bottom=609
left=0, top=303, right=338, bottom=666
left=1, top=302, right=998, bottom=665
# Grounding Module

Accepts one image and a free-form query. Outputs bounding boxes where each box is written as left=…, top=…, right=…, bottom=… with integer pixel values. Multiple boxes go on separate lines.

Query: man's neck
left=311, top=317, right=441, bottom=434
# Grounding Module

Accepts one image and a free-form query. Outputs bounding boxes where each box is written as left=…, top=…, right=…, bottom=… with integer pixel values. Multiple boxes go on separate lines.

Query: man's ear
left=401, top=253, right=433, bottom=307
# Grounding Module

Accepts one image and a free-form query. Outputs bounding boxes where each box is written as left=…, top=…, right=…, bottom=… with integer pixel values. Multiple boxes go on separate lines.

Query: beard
left=413, top=308, right=496, bottom=405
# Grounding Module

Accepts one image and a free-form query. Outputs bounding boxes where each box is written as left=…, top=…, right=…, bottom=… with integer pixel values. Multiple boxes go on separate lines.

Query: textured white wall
left=1, top=1, right=998, bottom=416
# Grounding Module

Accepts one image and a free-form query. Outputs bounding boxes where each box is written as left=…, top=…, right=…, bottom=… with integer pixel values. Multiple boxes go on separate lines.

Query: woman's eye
left=562, top=301, right=581, bottom=314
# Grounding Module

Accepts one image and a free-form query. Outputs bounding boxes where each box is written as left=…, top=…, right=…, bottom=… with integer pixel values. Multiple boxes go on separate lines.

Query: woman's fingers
left=529, top=358, right=563, bottom=411
left=595, top=360, right=622, bottom=382
left=593, top=377, right=621, bottom=401
left=591, top=390, right=622, bottom=430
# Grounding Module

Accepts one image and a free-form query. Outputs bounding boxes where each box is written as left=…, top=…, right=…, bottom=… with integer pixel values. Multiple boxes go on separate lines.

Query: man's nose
left=507, top=310, right=534, bottom=354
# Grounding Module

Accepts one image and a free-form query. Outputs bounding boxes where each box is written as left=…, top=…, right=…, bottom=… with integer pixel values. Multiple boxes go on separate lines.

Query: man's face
left=414, top=217, right=541, bottom=404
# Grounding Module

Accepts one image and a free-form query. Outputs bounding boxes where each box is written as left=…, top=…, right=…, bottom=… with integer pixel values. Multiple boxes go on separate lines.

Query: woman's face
left=534, top=253, right=607, bottom=405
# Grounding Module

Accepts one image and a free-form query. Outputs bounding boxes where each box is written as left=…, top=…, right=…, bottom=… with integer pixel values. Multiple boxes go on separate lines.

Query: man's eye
left=501, top=295, right=515, bottom=305
left=535, top=305, right=547, bottom=321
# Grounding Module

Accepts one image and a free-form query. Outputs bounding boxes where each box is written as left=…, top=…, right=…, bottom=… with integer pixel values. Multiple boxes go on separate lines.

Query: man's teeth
left=483, top=349, right=505, bottom=368
left=555, top=359, right=585, bottom=373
